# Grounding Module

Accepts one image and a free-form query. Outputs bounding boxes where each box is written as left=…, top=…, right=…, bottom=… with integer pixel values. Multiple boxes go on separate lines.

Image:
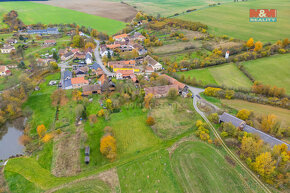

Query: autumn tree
left=37, top=124, right=46, bottom=138
left=236, top=109, right=252, bottom=121
left=146, top=116, right=155, bottom=126
left=75, top=104, right=85, bottom=119
left=254, top=41, right=263, bottom=52
left=261, top=114, right=280, bottom=134
left=144, top=93, right=153, bottom=109
left=106, top=99, right=113, bottom=111
left=246, top=38, right=254, bottom=48
left=167, top=88, right=178, bottom=99
left=252, top=152, right=276, bottom=181
left=222, top=122, right=238, bottom=137
left=72, top=35, right=85, bottom=48
left=85, top=42, right=95, bottom=50
left=100, top=135, right=117, bottom=161
left=51, top=89, right=68, bottom=106
left=72, top=90, right=83, bottom=101
left=240, top=135, right=263, bottom=160
left=42, top=133, right=53, bottom=143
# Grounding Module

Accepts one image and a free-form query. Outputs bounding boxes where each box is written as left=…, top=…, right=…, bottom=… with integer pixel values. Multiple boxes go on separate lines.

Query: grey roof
left=27, top=28, right=58, bottom=34
left=91, top=62, right=101, bottom=70
left=219, top=112, right=289, bottom=149
left=64, top=79, right=72, bottom=88
left=63, top=51, right=74, bottom=58
left=64, top=70, right=72, bottom=79
left=219, top=113, right=244, bottom=127
left=86, top=53, right=92, bottom=60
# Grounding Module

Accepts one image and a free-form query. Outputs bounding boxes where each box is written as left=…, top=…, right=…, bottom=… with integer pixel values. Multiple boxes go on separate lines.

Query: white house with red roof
left=0, top=66, right=11, bottom=76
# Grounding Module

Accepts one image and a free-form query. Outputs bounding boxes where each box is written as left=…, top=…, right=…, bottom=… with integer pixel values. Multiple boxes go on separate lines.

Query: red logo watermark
left=249, top=9, right=277, bottom=22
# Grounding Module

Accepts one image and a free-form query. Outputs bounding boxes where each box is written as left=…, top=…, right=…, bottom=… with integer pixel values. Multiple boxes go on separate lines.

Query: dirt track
left=35, top=0, right=137, bottom=22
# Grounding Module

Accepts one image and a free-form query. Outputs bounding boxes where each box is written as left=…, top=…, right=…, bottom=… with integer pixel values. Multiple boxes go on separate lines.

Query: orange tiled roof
left=71, top=77, right=89, bottom=85
left=161, top=74, right=185, bottom=90
left=116, top=70, right=134, bottom=76
left=106, top=44, right=121, bottom=49
left=113, top=34, right=128, bottom=39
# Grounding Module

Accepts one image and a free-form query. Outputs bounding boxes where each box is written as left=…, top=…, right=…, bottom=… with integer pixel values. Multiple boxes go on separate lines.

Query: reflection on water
left=0, top=117, right=26, bottom=161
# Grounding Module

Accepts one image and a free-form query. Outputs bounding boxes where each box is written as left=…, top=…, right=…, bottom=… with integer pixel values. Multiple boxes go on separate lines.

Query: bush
left=209, top=113, right=219, bottom=124
left=168, top=88, right=178, bottom=99
left=236, top=109, right=252, bottom=121
left=278, top=49, right=286, bottom=54
left=89, top=114, right=97, bottom=124
left=214, top=138, right=222, bottom=147
left=224, top=138, right=239, bottom=148
left=221, top=131, right=228, bottom=138
left=146, top=116, right=155, bottom=126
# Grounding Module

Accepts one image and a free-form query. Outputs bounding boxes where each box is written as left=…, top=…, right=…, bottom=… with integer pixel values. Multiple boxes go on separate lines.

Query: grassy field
left=171, top=141, right=262, bottom=193
left=54, top=179, right=110, bottom=193
left=0, top=2, right=126, bottom=35
left=0, top=69, right=22, bottom=91
left=177, top=68, right=217, bottom=86
left=209, top=63, right=252, bottom=89
left=150, top=97, right=197, bottom=139
left=117, top=149, right=182, bottom=193
left=242, top=54, right=290, bottom=94
left=177, top=63, right=252, bottom=89
left=222, top=99, right=290, bottom=127
left=178, top=0, right=290, bottom=42
left=120, top=0, right=232, bottom=17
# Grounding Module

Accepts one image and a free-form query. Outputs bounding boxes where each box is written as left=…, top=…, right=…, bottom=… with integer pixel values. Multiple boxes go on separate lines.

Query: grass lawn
left=150, top=97, right=198, bottom=139
left=117, top=149, right=182, bottom=193
left=208, top=63, right=252, bottom=89
left=0, top=69, right=22, bottom=91
left=178, top=0, right=290, bottom=42
left=171, top=141, right=262, bottom=193
left=177, top=68, right=217, bottom=86
left=242, top=54, right=290, bottom=94
left=4, top=171, right=43, bottom=193
left=0, top=2, right=126, bottom=35
left=23, top=72, right=60, bottom=136
left=221, top=99, right=290, bottom=127
left=54, top=179, right=110, bottom=193
left=120, top=0, right=232, bottom=17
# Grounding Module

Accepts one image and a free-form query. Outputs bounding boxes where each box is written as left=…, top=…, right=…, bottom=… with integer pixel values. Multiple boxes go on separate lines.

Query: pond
left=0, top=117, right=26, bottom=161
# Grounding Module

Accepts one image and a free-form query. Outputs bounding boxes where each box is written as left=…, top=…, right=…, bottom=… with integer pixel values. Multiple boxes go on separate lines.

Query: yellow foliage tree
left=240, top=135, right=263, bottom=159
left=72, top=90, right=83, bottom=101
left=252, top=152, right=276, bottom=180
left=100, top=135, right=117, bottom=161
left=144, top=93, right=153, bottom=109
left=37, top=124, right=46, bottom=138
left=246, top=38, right=254, bottom=48
left=261, top=114, right=278, bottom=133
left=254, top=41, right=263, bottom=52
left=41, top=133, right=53, bottom=143
left=85, top=42, right=95, bottom=50
left=236, top=109, right=252, bottom=120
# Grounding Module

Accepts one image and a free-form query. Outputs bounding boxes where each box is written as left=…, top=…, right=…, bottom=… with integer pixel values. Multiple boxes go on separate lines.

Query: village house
left=1, top=44, right=15, bottom=54
left=61, top=51, right=74, bottom=61
left=100, top=45, right=114, bottom=58
left=58, top=49, right=66, bottom=56
left=144, top=55, right=162, bottom=71
left=71, top=76, right=89, bottom=89
left=113, top=34, right=128, bottom=42
left=25, top=27, right=59, bottom=35
left=131, top=43, right=147, bottom=55
left=63, top=70, right=73, bottom=89
left=74, top=52, right=86, bottom=60
left=36, top=58, right=56, bottom=67
left=145, top=65, right=154, bottom=75
left=75, top=66, right=89, bottom=77
left=85, top=52, right=93, bottom=64
left=116, top=69, right=134, bottom=80
left=161, top=74, right=189, bottom=97
left=91, top=63, right=104, bottom=76
left=6, top=38, right=17, bottom=45
left=71, top=48, right=80, bottom=54
left=120, top=44, right=133, bottom=52
left=130, top=32, right=146, bottom=42
left=82, top=84, right=101, bottom=95
left=43, top=40, right=56, bottom=46
left=0, top=66, right=11, bottom=76
left=144, top=85, right=179, bottom=98
left=108, top=60, right=136, bottom=68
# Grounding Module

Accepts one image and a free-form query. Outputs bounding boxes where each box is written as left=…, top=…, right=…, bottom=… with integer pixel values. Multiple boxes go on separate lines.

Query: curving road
left=188, top=86, right=271, bottom=193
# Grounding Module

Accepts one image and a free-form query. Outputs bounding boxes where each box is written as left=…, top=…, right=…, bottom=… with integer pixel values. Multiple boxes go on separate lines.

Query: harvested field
left=36, top=0, right=137, bottom=22
left=150, top=98, right=197, bottom=139
left=153, top=40, right=200, bottom=55
left=97, top=168, right=120, bottom=193
left=51, top=127, right=83, bottom=177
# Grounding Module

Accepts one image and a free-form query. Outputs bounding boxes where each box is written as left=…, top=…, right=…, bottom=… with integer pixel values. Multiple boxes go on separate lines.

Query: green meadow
left=0, top=2, right=126, bottom=35
left=119, top=0, right=233, bottom=17
left=178, top=0, right=290, bottom=42
left=177, top=63, right=253, bottom=89
left=242, top=54, right=290, bottom=94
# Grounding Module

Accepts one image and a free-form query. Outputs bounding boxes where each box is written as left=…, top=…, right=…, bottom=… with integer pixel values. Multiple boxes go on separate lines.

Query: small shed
left=85, top=156, right=90, bottom=164
left=85, top=146, right=90, bottom=156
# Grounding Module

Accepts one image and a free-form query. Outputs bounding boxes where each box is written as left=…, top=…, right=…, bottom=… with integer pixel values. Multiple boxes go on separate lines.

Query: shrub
left=224, top=138, right=239, bottom=148
left=89, top=114, right=98, bottom=124
left=100, top=135, right=117, bottom=161
left=221, top=131, right=228, bottom=138
left=195, top=120, right=203, bottom=127
left=278, top=49, right=286, bottom=54
left=236, top=109, right=252, bottom=120
left=208, top=113, right=219, bottom=124
left=19, top=135, right=32, bottom=145
left=214, top=138, right=222, bottom=147
left=146, top=116, right=155, bottom=126
left=168, top=88, right=178, bottom=99
left=97, top=109, right=105, bottom=117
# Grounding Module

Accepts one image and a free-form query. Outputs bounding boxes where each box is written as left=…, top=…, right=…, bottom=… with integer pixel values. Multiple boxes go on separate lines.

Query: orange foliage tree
left=37, top=124, right=46, bottom=138
left=146, top=116, right=155, bottom=126
left=100, top=135, right=117, bottom=161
